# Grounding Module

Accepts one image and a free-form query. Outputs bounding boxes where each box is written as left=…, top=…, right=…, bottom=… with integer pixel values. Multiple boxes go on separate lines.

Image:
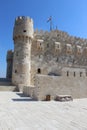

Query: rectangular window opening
left=80, top=72, right=82, bottom=77
left=67, top=71, right=69, bottom=76
left=23, top=30, right=26, bottom=32
left=15, top=70, right=17, bottom=73
left=16, top=52, right=18, bottom=56
left=86, top=72, right=87, bottom=76
left=47, top=44, right=49, bottom=48
left=74, top=72, right=76, bottom=77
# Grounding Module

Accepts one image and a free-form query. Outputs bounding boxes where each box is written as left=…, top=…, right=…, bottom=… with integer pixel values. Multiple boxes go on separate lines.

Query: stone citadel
left=6, top=16, right=87, bottom=100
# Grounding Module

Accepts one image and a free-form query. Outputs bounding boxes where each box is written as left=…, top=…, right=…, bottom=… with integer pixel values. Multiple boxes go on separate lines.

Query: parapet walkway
left=0, top=92, right=87, bottom=130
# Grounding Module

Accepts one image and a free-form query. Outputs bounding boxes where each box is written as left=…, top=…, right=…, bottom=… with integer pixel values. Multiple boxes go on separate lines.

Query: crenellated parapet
left=34, top=29, right=87, bottom=46
left=15, top=16, right=33, bottom=23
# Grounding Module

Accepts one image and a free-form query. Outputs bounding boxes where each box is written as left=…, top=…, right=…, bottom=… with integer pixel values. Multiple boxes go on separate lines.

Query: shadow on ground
left=12, top=98, right=36, bottom=102
left=16, top=92, right=28, bottom=97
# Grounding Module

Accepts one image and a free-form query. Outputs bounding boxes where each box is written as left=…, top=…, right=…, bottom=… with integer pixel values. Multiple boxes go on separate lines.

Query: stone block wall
left=33, top=68, right=87, bottom=100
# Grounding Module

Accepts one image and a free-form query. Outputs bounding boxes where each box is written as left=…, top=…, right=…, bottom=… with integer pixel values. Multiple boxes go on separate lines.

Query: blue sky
left=0, top=0, right=87, bottom=77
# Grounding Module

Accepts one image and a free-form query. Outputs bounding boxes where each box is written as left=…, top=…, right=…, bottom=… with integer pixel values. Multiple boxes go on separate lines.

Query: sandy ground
left=0, top=92, right=87, bottom=130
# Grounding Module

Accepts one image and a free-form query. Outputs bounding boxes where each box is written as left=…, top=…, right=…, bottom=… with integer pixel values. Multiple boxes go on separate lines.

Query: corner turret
left=6, top=50, right=13, bottom=79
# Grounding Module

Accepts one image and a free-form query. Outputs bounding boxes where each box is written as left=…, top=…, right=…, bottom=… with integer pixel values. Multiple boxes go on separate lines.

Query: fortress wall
left=34, top=68, right=87, bottom=100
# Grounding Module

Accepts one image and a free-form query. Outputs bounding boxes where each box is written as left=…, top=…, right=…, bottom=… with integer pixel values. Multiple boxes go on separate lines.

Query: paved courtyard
left=0, top=92, right=87, bottom=130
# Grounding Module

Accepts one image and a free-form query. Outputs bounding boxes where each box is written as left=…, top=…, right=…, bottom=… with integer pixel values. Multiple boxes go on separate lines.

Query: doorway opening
left=45, top=95, right=51, bottom=101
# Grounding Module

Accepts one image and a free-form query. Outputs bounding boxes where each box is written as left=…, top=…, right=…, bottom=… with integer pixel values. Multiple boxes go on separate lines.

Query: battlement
left=7, top=50, right=13, bottom=54
left=35, top=29, right=87, bottom=45
left=15, top=16, right=33, bottom=24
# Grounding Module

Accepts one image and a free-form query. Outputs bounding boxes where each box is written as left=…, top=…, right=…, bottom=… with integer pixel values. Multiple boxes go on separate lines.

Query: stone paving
left=0, top=92, right=87, bottom=130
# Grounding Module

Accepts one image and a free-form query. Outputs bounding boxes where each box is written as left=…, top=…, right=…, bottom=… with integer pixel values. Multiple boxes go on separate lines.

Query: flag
left=47, top=16, right=52, bottom=22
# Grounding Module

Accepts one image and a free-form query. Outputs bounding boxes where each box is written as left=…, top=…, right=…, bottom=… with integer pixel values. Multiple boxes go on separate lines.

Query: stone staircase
left=0, top=78, right=16, bottom=91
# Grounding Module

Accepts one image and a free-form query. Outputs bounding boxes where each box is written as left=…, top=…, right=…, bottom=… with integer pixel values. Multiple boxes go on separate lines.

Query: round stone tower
left=12, top=16, right=34, bottom=86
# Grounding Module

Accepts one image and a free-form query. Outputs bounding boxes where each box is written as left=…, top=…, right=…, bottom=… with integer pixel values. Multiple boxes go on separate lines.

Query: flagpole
left=47, top=16, right=52, bottom=31
left=50, top=19, right=52, bottom=31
